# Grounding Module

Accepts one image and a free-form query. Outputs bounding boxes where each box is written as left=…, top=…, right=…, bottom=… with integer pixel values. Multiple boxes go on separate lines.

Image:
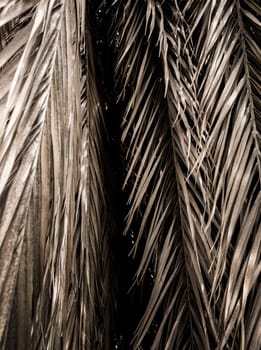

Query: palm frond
left=112, top=0, right=260, bottom=348
left=30, top=2, right=113, bottom=349
left=187, top=0, right=261, bottom=347
left=0, top=0, right=260, bottom=349
left=113, top=0, right=216, bottom=348
left=1, top=1, right=113, bottom=349
left=0, top=1, right=64, bottom=347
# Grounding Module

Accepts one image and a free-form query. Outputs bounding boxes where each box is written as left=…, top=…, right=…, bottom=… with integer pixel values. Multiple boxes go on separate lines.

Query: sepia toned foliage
left=0, top=0, right=260, bottom=349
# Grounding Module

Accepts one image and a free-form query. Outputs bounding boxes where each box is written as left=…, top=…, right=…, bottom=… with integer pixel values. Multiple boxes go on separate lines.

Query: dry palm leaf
left=112, top=0, right=260, bottom=348
left=1, top=1, right=113, bottom=349
left=0, top=1, right=65, bottom=347
left=0, top=0, right=260, bottom=349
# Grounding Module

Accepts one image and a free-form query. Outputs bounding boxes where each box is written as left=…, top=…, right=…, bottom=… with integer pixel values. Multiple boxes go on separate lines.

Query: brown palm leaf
left=0, top=0, right=260, bottom=349
left=112, top=0, right=260, bottom=348
left=0, top=1, right=113, bottom=349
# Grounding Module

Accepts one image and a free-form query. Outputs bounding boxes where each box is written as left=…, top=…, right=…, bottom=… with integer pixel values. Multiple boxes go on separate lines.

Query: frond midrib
left=236, top=0, right=261, bottom=179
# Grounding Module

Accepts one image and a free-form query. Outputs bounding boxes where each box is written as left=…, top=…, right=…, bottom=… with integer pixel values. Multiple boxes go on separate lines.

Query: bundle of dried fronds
left=0, top=0, right=260, bottom=349
left=0, top=1, right=113, bottom=349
